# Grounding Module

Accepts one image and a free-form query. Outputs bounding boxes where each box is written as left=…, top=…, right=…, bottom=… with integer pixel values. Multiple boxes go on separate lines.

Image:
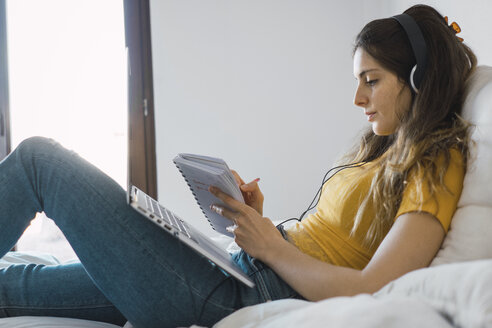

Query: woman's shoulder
left=449, top=147, right=464, bottom=158
left=405, top=147, right=465, bottom=185
left=428, top=147, right=465, bottom=168
left=447, top=147, right=466, bottom=170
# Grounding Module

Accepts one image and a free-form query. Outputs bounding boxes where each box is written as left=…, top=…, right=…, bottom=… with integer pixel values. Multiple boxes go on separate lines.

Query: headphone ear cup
left=392, top=14, right=428, bottom=94
left=409, top=65, right=419, bottom=94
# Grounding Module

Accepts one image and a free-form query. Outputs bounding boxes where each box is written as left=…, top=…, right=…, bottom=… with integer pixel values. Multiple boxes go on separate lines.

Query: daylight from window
left=6, top=0, right=127, bottom=261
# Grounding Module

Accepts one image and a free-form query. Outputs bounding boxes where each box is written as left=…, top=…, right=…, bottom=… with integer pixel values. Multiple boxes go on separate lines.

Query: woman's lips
left=365, top=112, right=376, bottom=121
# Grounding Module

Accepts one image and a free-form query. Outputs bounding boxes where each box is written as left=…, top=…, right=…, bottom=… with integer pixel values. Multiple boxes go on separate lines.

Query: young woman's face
left=353, top=48, right=412, bottom=136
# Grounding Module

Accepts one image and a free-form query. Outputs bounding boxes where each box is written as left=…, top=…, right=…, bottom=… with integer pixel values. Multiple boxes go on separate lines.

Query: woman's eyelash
left=366, top=79, right=378, bottom=86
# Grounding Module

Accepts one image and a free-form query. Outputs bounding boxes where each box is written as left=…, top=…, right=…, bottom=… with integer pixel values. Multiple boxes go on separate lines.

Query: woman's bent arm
left=263, top=212, right=445, bottom=300
left=209, top=186, right=445, bottom=301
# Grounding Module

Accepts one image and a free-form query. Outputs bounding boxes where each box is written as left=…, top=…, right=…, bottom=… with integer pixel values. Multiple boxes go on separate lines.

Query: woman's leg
left=0, top=262, right=127, bottom=325
left=0, top=137, right=267, bottom=327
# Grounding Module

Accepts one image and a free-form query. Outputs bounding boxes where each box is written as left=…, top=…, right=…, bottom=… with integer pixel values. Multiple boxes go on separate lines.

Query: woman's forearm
left=261, top=240, right=367, bottom=301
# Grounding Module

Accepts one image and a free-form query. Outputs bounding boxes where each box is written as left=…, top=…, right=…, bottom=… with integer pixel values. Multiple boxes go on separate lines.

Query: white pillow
left=431, top=66, right=492, bottom=266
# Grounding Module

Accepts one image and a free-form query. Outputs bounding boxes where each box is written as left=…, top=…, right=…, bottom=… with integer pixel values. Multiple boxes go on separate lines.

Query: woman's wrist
left=260, top=234, right=292, bottom=265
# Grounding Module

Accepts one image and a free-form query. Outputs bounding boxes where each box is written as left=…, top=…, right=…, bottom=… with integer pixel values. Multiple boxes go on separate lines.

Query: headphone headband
left=392, top=14, right=428, bottom=93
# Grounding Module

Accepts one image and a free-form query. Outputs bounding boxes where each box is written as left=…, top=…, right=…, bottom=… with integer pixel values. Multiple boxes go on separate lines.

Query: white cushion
left=431, top=65, right=492, bottom=266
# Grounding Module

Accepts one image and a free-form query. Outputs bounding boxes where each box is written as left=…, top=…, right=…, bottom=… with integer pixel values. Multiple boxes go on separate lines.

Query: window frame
left=124, top=0, right=158, bottom=199
left=0, top=0, right=11, bottom=160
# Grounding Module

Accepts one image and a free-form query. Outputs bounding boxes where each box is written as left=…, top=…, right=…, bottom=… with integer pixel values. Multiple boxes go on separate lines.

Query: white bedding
left=0, top=316, right=123, bottom=328
left=213, top=259, right=492, bottom=328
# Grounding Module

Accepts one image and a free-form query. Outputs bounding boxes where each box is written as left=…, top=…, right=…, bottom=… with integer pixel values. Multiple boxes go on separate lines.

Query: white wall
left=149, top=1, right=491, bottom=237
left=149, top=0, right=366, bottom=236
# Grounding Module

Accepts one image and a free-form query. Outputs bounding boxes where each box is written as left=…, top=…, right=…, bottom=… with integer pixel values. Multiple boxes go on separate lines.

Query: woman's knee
left=15, top=136, right=65, bottom=159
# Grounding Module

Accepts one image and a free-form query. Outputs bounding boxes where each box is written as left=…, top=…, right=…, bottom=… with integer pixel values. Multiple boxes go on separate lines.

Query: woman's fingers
left=210, top=204, right=238, bottom=223
left=209, top=186, right=246, bottom=213
left=230, top=170, right=245, bottom=186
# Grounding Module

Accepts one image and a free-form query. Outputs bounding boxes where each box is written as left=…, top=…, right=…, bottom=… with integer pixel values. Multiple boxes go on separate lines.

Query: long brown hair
left=346, top=4, right=476, bottom=247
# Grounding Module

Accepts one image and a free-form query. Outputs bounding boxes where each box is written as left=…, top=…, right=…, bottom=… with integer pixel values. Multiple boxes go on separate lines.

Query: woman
left=0, top=4, right=476, bottom=328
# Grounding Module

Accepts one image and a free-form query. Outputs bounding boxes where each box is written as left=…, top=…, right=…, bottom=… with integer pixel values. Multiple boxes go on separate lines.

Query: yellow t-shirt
left=285, top=149, right=464, bottom=270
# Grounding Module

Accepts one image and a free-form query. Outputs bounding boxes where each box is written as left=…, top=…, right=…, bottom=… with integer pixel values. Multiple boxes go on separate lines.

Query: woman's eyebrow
left=356, top=68, right=380, bottom=79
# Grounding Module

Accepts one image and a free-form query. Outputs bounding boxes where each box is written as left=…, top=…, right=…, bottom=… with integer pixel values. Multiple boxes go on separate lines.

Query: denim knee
left=15, top=136, right=59, bottom=157
left=14, top=136, right=72, bottom=165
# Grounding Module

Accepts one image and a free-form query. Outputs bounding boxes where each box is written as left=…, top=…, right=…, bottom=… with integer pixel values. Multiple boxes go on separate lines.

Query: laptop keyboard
left=144, top=195, right=195, bottom=241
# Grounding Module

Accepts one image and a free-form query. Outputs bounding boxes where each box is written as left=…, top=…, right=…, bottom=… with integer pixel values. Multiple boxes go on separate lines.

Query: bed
left=1, top=66, right=491, bottom=327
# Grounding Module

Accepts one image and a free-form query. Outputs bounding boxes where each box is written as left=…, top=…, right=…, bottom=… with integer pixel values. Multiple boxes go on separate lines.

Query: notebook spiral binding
left=174, top=161, right=215, bottom=229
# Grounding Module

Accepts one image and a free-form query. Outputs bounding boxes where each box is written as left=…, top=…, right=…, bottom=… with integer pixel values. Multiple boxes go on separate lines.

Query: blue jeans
left=0, top=137, right=301, bottom=328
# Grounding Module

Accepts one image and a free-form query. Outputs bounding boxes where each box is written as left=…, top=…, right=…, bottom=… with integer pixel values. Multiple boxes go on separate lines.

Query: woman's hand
left=209, top=186, right=285, bottom=261
left=230, top=170, right=264, bottom=215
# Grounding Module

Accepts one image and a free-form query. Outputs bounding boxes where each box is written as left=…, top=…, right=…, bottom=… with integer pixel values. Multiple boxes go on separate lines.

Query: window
left=0, top=0, right=156, bottom=259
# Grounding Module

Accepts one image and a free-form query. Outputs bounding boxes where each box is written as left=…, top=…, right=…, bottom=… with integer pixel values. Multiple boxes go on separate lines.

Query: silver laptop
left=128, top=185, right=255, bottom=288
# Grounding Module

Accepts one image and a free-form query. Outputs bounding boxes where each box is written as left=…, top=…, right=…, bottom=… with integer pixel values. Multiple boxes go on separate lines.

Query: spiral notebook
left=173, top=153, right=244, bottom=237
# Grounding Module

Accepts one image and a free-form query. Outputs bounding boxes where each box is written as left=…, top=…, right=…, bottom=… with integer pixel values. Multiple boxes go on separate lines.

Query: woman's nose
left=353, top=85, right=368, bottom=108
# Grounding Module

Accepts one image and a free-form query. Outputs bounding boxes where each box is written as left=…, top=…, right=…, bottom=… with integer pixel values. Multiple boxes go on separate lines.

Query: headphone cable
left=276, top=161, right=365, bottom=228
